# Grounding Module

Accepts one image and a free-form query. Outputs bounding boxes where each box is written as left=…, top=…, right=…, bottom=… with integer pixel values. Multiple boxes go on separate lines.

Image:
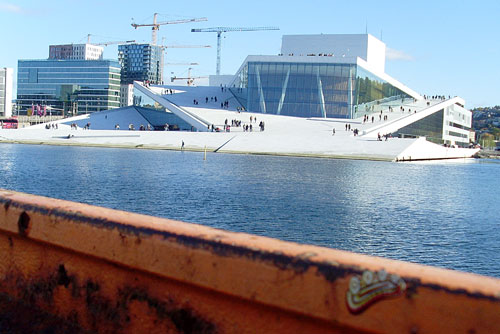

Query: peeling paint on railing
left=0, top=189, right=499, bottom=333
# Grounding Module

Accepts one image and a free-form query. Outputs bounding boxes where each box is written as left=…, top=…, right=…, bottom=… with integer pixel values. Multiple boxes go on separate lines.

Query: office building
left=49, top=44, right=104, bottom=60
left=0, top=68, right=13, bottom=117
left=118, top=44, right=163, bottom=84
left=120, top=84, right=134, bottom=107
left=17, top=59, right=120, bottom=115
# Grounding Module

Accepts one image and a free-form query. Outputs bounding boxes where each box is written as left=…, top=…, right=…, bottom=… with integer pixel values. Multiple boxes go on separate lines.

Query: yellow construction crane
left=131, top=13, right=207, bottom=45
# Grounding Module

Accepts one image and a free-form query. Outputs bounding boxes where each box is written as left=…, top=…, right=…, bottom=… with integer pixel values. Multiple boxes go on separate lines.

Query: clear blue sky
left=1, top=0, right=498, bottom=108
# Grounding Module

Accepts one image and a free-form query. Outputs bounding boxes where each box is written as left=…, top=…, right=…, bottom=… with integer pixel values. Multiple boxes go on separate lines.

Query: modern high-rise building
left=118, top=44, right=163, bottom=84
left=49, top=44, right=104, bottom=60
left=17, top=59, right=121, bottom=115
left=0, top=68, right=13, bottom=117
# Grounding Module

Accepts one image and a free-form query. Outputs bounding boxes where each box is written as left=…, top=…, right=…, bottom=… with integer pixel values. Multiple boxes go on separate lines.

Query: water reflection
left=0, top=143, right=498, bottom=277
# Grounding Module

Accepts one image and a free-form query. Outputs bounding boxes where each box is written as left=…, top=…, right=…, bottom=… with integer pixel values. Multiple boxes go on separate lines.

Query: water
left=1, top=143, right=499, bottom=278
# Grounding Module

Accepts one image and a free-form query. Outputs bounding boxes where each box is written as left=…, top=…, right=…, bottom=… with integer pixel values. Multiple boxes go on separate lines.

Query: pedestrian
left=332, top=128, right=335, bottom=136
left=181, top=140, right=185, bottom=150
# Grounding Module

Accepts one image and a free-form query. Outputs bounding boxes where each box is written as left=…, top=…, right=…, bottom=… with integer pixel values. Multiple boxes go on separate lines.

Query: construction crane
left=191, top=26, right=280, bottom=75
left=86, top=34, right=135, bottom=46
left=160, top=45, right=210, bottom=49
left=170, top=67, right=207, bottom=86
left=165, top=62, right=199, bottom=65
left=131, top=13, right=207, bottom=45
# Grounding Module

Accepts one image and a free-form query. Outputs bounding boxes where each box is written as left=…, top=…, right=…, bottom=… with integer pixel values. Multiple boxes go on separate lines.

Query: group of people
left=127, top=123, right=152, bottom=131
left=424, top=95, right=450, bottom=101
left=377, top=132, right=390, bottom=141
left=209, top=117, right=265, bottom=133
left=45, top=123, right=59, bottom=129
left=206, top=96, right=218, bottom=103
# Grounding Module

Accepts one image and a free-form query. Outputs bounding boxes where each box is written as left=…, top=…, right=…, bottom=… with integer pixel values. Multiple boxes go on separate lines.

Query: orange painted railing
left=0, top=189, right=499, bottom=333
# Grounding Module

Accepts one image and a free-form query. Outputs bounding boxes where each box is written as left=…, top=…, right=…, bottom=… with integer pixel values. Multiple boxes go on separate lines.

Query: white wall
left=0, top=68, right=13, bottom=118
left=367, top=35, right=386, bottom=73
left=280, top=34, right=386, bottom=73
left=5, top=68, right=12, bottom=118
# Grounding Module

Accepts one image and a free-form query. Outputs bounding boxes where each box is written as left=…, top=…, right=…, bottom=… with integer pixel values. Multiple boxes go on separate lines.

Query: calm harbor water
left=0, top=143, right=499, bottom=278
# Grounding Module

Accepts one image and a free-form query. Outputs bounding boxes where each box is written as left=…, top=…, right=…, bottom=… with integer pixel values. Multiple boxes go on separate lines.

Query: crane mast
left=191, top=26, right=279, bottom=75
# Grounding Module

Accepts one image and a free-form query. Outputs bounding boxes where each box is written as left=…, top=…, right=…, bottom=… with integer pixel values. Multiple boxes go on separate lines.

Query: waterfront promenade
left=0, top=85, right=479, bottom=161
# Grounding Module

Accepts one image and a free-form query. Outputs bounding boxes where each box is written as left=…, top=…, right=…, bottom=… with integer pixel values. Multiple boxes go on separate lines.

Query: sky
left=1, top=0, right=499, bottom=108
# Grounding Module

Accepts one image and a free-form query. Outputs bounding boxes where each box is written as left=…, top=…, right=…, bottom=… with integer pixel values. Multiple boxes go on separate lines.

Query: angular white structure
left=2, top=34, right=478, bottom=162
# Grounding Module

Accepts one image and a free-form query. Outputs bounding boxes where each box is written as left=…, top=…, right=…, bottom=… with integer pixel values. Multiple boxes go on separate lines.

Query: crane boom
left=191, top=26, right=279, bottom=75
left=86, top=34, right=135, bottom=46
left=160, top=45, right=210, bottom=49
left=93, top=40, right=135, bottom=46
left=131, top=13, right=207, bottom=45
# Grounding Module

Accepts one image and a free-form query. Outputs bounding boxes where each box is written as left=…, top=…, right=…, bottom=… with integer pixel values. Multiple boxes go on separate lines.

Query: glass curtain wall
left=354, top=67, right=412, bottom=119
left=232, top=61, right=354, bottom=118
left=393, top=109, right=444, bottom=144
left=133, top=86, right=193, bottom=131
left=231, top=61, right=413, bottom=119
left=17, top=60, right=120, bottom=115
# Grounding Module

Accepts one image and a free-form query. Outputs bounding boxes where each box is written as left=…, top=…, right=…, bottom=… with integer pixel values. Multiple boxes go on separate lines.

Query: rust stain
left=1, top=264, right=216, bottom=334
left=17, top=211, right=30, bottom=237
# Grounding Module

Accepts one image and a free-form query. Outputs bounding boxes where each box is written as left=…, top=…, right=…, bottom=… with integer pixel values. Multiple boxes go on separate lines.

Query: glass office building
left=230, top=60, right=411, bottom=119
left=118, top=44, right=163, bottom=85
left=17, top=59, right=121, bottom=115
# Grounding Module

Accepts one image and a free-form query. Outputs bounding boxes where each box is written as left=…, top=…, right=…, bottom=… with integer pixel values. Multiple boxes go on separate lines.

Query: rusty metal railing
left=0, top=189, right=499, bottom=333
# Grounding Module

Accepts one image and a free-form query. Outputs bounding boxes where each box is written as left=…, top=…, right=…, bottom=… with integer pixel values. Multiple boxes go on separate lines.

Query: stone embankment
left=477, top=149, right=500, bottom=159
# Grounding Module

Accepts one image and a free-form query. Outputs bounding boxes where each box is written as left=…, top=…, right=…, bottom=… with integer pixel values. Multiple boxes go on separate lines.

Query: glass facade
left=230, top=60, right=411, bottom=119
left=133, top=88, right=166, bottom=112
left=132, top=87, right=192, bottom=131
left=353, top=67, right=411, bottom=119
left=118, top=44, right=163, bottom=85
left=17, top=59, right=121, bottom=115
left=393, top=109, right=444, bottom=144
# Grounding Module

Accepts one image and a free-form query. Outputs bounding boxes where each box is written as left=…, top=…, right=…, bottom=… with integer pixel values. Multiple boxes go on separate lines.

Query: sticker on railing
left=346, top=269, right=406, bottom=314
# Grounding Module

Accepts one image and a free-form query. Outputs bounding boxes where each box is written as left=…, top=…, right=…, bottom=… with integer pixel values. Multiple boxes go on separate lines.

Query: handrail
left=0, top=189, right=499, bottom=333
